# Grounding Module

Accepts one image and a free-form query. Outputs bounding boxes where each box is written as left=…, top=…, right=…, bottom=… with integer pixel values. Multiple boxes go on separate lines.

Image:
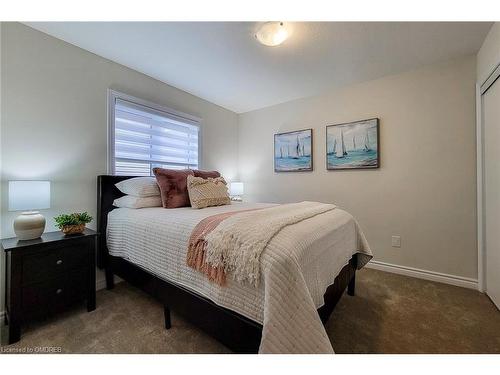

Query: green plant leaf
left=54, top=212, right=93, bottom=229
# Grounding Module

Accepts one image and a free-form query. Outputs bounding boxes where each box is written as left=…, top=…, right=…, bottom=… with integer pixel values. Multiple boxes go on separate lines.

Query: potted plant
left=54, top=212, right=93, bottom=235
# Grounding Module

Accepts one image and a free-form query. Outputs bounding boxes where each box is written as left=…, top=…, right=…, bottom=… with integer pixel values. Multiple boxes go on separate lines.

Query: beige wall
left=477, top=23, right=500, bottom=83
left=0, top=23, right=482, bottom=318
left=0, top=23, right=239, bottom=313
left=238, top=56, right=478, bottom=279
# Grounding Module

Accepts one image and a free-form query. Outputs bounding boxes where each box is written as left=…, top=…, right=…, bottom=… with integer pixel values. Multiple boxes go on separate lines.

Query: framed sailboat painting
left=274, top=129, right=313, bottom=172
left=326, top=118, right=379, bottom=170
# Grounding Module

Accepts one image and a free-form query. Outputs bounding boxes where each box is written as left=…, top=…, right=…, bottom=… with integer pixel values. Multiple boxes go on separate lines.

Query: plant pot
left=61, top=224, right=86, bottom=235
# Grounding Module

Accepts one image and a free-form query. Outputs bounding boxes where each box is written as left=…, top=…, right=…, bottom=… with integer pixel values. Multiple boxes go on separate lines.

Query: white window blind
left=110, top=95, right=200, bottom=176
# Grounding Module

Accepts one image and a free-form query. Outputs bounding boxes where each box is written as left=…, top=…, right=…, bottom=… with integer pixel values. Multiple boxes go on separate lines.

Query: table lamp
left=8, top=181, right=51, bottom=240
left=229, top=182, right=244, bottom=201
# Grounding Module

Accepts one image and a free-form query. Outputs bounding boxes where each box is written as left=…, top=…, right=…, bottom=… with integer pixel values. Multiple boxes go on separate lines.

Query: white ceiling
left=26, top=22, right=491, bottom=113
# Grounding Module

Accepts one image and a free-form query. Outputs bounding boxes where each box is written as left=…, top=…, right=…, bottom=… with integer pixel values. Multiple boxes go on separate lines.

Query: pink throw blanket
left=186, top=208, right=262, bottom=285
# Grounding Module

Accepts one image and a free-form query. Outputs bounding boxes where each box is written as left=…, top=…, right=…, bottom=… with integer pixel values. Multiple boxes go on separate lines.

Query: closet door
left=484, top=77, right=500, bottom=309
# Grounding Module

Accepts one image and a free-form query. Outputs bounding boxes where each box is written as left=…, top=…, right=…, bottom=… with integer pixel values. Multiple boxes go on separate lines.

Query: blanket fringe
left=187, top=240, right=226, bottom=286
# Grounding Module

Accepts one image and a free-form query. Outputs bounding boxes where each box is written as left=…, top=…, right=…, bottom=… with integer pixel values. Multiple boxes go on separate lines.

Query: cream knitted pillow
left=187, top=175, right=231, bottom=209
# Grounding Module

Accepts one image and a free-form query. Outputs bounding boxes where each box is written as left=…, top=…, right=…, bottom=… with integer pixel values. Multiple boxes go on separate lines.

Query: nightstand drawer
left=22, top=242, right=89, bottom=285
left=21, top=269, right=88, bottom=318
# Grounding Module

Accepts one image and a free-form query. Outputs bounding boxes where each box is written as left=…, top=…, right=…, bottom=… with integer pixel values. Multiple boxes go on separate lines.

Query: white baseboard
left=0, top=263, right=477, bottom=321
left=96, top=277, right=107, bottom=291
left=95, top=275, right=123, bottom=291
left=365, top=260, right=479, bottom=290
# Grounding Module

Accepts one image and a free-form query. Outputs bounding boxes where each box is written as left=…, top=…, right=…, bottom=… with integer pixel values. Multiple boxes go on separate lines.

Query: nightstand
left=2, top=229, right=98, bottom=344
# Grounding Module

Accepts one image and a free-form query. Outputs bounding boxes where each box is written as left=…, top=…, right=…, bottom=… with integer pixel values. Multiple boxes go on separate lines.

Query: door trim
left=477, top=62, right=500, bottom=293
left=476, top=83, right=484, bottom=292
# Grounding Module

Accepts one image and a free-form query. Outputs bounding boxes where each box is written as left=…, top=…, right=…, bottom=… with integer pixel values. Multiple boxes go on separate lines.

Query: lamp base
left=13, top=211, right=46, bottom=240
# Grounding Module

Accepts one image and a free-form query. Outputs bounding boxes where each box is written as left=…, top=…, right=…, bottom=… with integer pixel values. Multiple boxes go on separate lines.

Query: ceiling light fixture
left=255, top=22, right=289, bottom=47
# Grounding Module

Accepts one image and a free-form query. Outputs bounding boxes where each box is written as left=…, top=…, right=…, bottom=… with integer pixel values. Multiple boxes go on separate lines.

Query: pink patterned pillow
left=153, top=168, right=194, bottom=208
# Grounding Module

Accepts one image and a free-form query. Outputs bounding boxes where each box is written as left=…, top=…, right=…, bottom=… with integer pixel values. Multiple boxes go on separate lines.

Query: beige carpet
left=1, top=268, right=499, bottom=353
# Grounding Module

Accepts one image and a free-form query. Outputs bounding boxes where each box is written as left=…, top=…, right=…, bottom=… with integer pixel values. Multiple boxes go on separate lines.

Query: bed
left=97, top=175, right=372, bottom=353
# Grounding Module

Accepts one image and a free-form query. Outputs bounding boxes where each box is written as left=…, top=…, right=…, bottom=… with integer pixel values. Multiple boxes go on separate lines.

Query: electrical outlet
left=391, top=235, right=401, bottom=248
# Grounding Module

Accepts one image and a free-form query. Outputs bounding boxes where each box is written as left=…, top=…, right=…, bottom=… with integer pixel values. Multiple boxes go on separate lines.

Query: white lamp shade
left=8, top=181, right=51, bottom=211
left=229, top=182, right=244, bottom=196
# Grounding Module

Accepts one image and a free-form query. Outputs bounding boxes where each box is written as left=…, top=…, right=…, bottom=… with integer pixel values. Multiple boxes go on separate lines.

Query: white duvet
left=107, top=202, right=372, bottom=353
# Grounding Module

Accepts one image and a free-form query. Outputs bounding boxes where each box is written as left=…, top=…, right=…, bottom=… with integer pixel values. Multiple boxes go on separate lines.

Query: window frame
left=107, top=89, right=203, bottom=175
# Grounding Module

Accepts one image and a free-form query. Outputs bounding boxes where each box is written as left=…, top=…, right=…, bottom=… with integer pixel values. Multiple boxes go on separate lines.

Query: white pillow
left=113, top=195, right=162, bottom=209
left=115, top=177, right=160, bottom=197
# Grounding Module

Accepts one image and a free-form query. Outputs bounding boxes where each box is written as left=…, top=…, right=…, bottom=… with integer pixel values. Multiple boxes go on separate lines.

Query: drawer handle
left=56, top=260, right=63, bottom=265
left=56, top=288, right=63, bottom=294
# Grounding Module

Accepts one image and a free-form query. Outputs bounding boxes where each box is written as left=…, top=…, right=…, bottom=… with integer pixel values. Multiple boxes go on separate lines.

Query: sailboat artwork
left=326, top=118, right=379, bottom=170
left=274, top=129, right=313, bottom=172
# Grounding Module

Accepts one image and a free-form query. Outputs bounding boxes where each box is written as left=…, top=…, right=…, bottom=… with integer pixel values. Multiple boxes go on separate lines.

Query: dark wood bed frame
left=97, top=175, right=357, bottom=353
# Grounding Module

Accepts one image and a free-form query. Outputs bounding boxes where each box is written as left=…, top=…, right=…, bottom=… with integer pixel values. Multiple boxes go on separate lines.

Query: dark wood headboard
left=96, top=175, right=136, bottom=269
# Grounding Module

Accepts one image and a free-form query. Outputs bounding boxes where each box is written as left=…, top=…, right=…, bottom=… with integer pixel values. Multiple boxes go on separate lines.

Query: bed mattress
left=107, top=202, right=365, bottom=324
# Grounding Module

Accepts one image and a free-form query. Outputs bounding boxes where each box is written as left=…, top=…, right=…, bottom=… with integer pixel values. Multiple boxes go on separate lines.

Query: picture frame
left=274, top=129, right=313, bottom=172
left=326, top=118, right=380, bottom=170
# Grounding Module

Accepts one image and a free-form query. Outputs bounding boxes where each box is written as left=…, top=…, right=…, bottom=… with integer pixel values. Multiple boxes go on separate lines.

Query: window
left=108, top=90, right=200, bottom=176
